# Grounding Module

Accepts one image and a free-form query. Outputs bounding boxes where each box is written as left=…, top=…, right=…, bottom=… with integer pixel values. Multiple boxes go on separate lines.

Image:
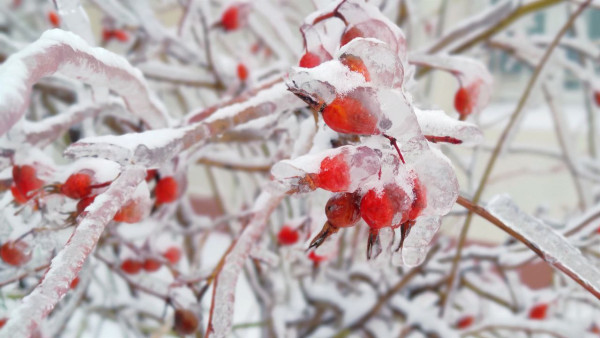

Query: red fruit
left=315, top=153, right=350, bottom=192
left=143, top=258, right=162, bottom=272
left=0, top=241, right=32, bottom=266
left=114, top=200, right=144, bottom=223
left=456, top=315, right=474, bottom=329
left=407, top=177, right=427, bottom=221
left=174, top=309, right=199, bottom=335
left=70, top=276, right=79, bottom=289
left=321, top=94, right=380, bottom=135
left=221, top=6, right=240, bottom=31
left=593, top=91, right=600, bottom=107
left=48, top=11, right=60, bottom=27
left=325, top=192, right=361, bottom=228
left=112, top=29, right=128, bottom=42
left=308, top=251, right=326, bottom=263
left=76, top=195, right=97, bottom=214
left=155, top=176, right=178, bottom=204
left=10, top=185, right=28, bottom=204
left=529, top=303, right=548, bottom=320
left=120, top=259, right=143, bottom=274
left=340, top=55, right=370, bottom=82
left=61, top=173, right=92, bottom=199
left=102, top=28, right=113, bottom=41
left=12, top=165, right=43, bottom=198
left=0, top=317, right=6, bottom=328
left=145, top=169, right=158, bottom=182
left=454, top=87, right=471, bottom=117
left=277, top=226, right=299, bottom=245
left=299, top=52, right=321, bottom=68
left=237, top=63, right=249, bottom=81
left=163, top=246, right=181, bottom=264
left=360, top=184, right=411, bottom=231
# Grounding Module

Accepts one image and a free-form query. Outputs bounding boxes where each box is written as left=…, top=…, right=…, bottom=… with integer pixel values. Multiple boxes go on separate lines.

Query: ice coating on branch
left=410, top=149, right=458, bottom=217
left=487, top=194, right=600, bottom=298
left=408, top=53, right=493, bottom=116
left=66, top=83, right=298, bottom=166
left=271, top=145, right=381, bottom=194
left=336, top=38, right=404, bottom=88
left=206, top=191, right=284, bottom=338
left=0, top=29, right=170, bottom=137
left=0, top=167, right=146, bottom=338
left=415, top=108, right=483, bottom=146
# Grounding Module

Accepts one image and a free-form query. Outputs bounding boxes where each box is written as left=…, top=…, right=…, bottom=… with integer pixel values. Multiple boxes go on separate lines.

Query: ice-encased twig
left=415, top=108, right=483, bottom=146
left=205, top=191, right=284, bottom=338
left=22, top=99, right=126, bottom=147
left=487, top=194, right=600, bottom=300
left=0, top=29, right=170, bottom=137
left=64, top=82, right=300, bottom=167
left=0, top=167, right=146, bottom=338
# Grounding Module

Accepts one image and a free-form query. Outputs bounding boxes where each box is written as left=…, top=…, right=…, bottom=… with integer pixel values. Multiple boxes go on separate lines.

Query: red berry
left=529, top=303, right=548, bottom=320
left=76, top=194, right=97, bottom=214
left=454, top=87, right=471, bottom=117
left=121, top=259, right=143, bottom=274
left=155, top=176, right=178, bottom=204
left=221, top=6, right=240, bottom=31
left=112, top=29, right=128, bottom=42
left=321, top=93, right=380, bottom=135
left=325, top=192, right=361, bottom=228
left=340, top=55, right=370, bottom=82
left=277, top=226, right=299, bottom=245
left=12, top=165, right=43, bottom=199
left=163, top=246, right=181, bottom=264
left=102, top=28, right=113, bottom=41
left=61, top=173, right=92, bottom=199
left=143, top=258, right=162, bottom=272
left=10, top=185, right=28, bottom=204
left=70, top=276, right=79, bottom=289
left=456, top=315, right=474, bottom=329
left=408, top=177, right=427, bottom=221
left=0, top=317, right=6, bottom=328
left=594, top=91, right=600, bottom=107
left=114, top=200, right=144, bottom=223
left=174, top=309, right=199, bottom=335
left=308, top=251, right=326, bottom=263
left=237, top=63, right=249, bottom=81
left=48, top=11, right=60, bottom=27
left=0, top=241, right=32, bottom=266
left=315, top=153, right=350, bottom=192
left=299, top=52, right=321, bottom=68
left=145, top=169, right=158, bottom=182
left=360, top=184, right=411, bottom=231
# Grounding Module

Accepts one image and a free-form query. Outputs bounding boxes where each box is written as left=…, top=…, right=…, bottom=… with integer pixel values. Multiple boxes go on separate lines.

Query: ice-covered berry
left=277, top=226, right=299, bottom=245
left=174, top=309, right=198, bottom=335
left=143, top=258, right=162, bottom=272
left=360, top=184, right=411, bottom=230
left=325, top=192, right=361, bottom=228
left=163, top=246, right=181, bottom=264
left=155, top=176, right=178, bottom=204
left=529, top=303, right=548, bottom=320
left=61, top=173, right=92, bottom=199
left=454, top=87, right=471, bottom=117
left=0, top=241, right=32, bottom=266
left=121, top=259, right=143, bottom=274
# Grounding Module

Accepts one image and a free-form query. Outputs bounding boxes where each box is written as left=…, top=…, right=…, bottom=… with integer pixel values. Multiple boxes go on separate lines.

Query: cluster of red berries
left=277, top=0, right=463, bottom=262
left=120, top=246, right=181, bottom=275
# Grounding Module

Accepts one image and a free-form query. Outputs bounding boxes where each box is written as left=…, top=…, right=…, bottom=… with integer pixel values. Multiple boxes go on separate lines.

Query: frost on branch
left=0, top=29, right=169, bottom=136
left=0, top=167, right=145, bottom=338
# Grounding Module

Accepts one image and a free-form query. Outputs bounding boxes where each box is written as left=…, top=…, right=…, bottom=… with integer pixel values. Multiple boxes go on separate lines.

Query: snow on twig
left=0, top=167, right=146, bottom=338
left=64, top=82, right=302, bottom=167
left=0, top=29, right=170, bottom=137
